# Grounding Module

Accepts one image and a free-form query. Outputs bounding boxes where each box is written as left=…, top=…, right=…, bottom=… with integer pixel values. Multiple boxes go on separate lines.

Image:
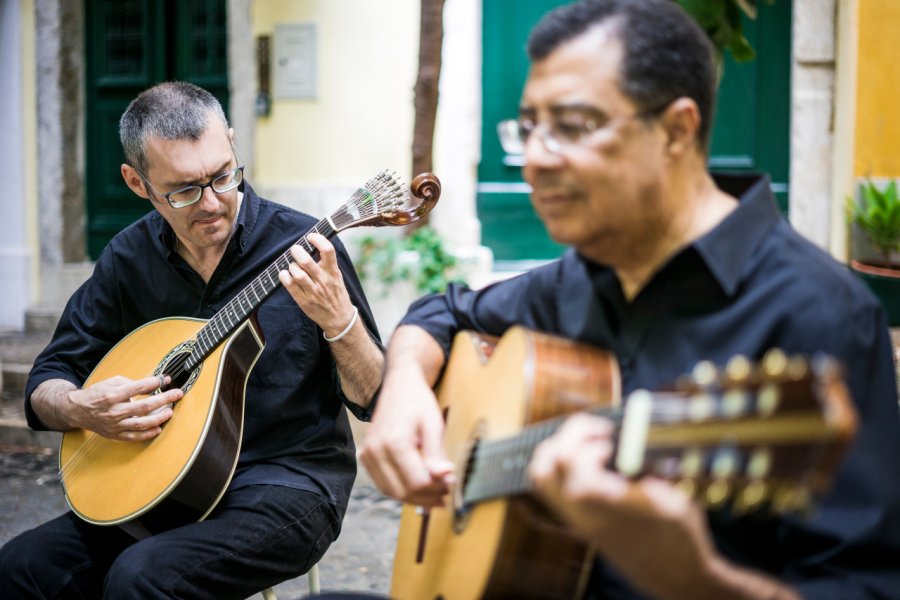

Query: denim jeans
left=0, top=484, right=340, bottom=599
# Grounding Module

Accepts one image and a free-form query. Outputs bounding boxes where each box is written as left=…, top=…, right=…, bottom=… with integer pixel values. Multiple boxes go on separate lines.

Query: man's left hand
left=528, top=414, right=722, bottom=600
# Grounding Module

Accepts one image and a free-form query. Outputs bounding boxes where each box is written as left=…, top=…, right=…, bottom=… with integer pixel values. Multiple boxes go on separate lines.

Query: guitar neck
left=184, top=196, right=372, bottom=371
left=462, top=406, right=620, bottom=505
left=461, top=357, right=855, bottom=515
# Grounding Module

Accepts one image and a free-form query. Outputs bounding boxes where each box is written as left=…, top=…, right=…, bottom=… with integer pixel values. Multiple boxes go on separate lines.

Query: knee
left=105, top=541, right=168, bottom=597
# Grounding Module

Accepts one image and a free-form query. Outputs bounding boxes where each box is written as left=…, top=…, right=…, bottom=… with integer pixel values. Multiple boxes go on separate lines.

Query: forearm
left=328, top=317, right=385, bottom=408
left=381, top=324, right=446, bottom=390
left=29, top=379, right=80, bottom=432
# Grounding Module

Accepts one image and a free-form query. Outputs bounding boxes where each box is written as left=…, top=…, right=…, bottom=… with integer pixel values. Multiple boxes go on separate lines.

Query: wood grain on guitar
left=390, top=327, right=857, bottom=600
left=58, top=170, right=441, bottom=539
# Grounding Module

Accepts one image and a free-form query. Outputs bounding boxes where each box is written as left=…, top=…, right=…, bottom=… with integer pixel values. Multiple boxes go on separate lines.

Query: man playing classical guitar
left=361, top=1, right=900, bottom=598
left=0, top=82, right=385, bottom=598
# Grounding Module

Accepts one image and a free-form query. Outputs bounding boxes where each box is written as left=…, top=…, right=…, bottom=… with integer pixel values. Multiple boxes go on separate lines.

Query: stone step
left=0, top=417, right=61, bottom=451
left=0, top=330, right=51, bottom=397
left=25, top=305, right=62, bottom=335
left=2, top=363, right=30, bottom=395
left=0, top=391, right=60, bottom=450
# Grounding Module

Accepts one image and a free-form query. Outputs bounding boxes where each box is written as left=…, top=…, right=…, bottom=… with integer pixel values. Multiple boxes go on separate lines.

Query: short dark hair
left=119, top=81, right=229, bottom=173
left=527, top=0, right=717, bottom=149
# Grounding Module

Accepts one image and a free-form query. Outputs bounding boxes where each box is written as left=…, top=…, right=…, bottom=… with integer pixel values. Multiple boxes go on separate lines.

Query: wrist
left=323, top=305, right=359, bottom=343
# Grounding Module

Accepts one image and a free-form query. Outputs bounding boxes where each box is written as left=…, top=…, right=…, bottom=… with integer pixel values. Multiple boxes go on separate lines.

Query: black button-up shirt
left=401, top=173, right=900, bottom=598
left=25, top=181, right=380, bottom=515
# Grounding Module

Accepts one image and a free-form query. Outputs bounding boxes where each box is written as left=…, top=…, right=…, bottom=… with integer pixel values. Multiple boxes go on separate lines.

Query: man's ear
left=228, top=127, right=235, bottom=143
left=121, top=164, right=150, bottom=199
left=659, top=97, right=701, bottom=157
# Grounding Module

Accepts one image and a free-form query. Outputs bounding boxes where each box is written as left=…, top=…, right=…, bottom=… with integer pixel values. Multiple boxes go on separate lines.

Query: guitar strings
left=462, top=396, right=716, bottom=503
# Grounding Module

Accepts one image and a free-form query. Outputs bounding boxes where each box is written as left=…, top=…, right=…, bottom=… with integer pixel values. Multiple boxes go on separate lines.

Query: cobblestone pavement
left=0, top=446, right=399, bottom=599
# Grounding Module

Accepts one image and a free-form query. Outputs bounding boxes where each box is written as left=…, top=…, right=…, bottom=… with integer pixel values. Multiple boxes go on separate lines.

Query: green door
left=478, top=0, right=791, bottom=264
left=84, top=0, right=229, bottom=259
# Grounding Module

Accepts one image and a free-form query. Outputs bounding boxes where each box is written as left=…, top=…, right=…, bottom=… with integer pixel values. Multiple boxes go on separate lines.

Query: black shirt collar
left=695, top=172, right=781, bottom=296
left=583, top=172, right=781, bottom=300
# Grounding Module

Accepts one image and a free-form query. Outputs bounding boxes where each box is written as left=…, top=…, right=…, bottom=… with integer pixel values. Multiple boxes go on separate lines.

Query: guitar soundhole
left=155, top=342, right=202, bottom=396
left=452, top=422, right=485, bottom=534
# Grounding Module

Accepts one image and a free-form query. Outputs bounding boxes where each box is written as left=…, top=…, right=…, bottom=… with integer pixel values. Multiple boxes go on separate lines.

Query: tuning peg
left=722, top=388, right=750, bottom=417
left=687, top=393, right=715, bottom=421
left=761, top=348, right=788, bottom=379
left=680, top=448, right=704, bottom=479
left=756, top=382, right=781, bottom=416
left=710, top=449, right=739, bottom=479
left=691, top=360, right=718, bottom=386
left=735, top=480, right=770, bottom=514
left=746, top=448, right=773, bottom=479
left=725, top=354, right=752, bottom=382
left=787, top=355, right=809, bottom=381
left=704, top=479, right=732, bottom=508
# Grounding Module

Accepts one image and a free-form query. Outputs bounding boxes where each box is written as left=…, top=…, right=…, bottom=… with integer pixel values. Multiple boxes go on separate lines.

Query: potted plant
left=846, top=179, right=900, bottom=325
left=354, top=225, right=468, bottom=336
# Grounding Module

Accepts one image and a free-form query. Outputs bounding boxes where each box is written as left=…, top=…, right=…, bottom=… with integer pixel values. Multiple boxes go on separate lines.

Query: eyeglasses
left=497, top=101, right=672, bottom=156
left=137, top=145, right=245, bottom=209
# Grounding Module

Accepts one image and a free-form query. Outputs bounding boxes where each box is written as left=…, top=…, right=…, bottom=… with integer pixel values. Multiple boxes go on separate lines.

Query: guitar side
left=59, top=316, right=265, bottom=537
left=391, top=327, right=620, bottom=600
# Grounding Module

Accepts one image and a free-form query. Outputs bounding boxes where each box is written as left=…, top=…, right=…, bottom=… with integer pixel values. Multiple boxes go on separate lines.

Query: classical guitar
left=60, top=170, right=441, bottom=539
left=391, top=327, right=858, bottom=600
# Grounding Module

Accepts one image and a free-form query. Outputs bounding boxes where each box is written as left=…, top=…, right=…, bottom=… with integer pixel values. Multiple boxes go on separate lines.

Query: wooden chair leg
left=259, top=563, right=321, bottom=599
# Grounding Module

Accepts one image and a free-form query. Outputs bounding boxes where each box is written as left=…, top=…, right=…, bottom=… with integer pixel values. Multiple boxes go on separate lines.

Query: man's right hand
left=35, top=375, right=183, bottom=441
left=359, top=325, right=455, bottom=507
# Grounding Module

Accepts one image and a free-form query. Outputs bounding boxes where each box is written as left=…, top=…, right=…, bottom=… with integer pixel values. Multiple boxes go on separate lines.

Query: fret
left=265, top=267, right=278, bottom=289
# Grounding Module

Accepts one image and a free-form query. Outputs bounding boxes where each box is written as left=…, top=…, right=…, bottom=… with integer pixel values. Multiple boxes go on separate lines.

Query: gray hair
left=119, top=81, right=229, bottom=173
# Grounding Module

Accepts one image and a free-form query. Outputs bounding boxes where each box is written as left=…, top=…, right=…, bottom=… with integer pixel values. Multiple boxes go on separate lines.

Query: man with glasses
left=0, top=82, right=385, bottom=598
left=360, top=1, right=900, bottom=598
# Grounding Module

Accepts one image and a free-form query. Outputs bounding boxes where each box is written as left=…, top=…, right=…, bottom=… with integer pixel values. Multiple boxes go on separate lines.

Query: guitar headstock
left=615, top=349, right=858, bottom=516
left=332, top=170, right=441, bottom=232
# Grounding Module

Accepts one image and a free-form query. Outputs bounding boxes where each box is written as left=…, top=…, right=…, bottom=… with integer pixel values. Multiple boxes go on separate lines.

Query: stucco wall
left=854, top=0, right=900, bottom=177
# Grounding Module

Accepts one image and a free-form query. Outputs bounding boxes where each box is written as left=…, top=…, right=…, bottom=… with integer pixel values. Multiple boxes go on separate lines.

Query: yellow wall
left=854, top=0, right=900, bottom=177
left=252, top=0, right=420, bottom=185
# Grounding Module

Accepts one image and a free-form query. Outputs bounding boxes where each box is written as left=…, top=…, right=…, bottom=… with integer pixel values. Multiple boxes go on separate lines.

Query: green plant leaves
left=355, top=226, right=466, bottom=296
left=677, top=0, right=767, bottom=64
left=847, top=179, right=900, bottom=265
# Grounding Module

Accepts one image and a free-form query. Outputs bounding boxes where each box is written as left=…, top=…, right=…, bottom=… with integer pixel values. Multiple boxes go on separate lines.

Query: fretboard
left=462, top=407, right=622, bottom=505
left=182, top=197, right=370, bottom=372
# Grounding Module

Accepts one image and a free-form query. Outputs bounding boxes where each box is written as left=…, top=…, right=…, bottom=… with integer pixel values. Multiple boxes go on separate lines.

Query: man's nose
left=523, top=126, right=564, bottom=169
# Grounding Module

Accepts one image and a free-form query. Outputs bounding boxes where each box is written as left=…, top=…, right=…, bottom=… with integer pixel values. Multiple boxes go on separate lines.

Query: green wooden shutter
left=477, top=0, right=791, bottom=263
left=84, top=0, right=229, bottom=260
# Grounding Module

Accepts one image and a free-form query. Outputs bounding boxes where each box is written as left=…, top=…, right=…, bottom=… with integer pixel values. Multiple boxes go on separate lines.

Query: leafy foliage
left=355, top=225, right=465, bottom=296
left=677, top=0, right=774, bottom=63
left=847, top=180, right=900, bottom=266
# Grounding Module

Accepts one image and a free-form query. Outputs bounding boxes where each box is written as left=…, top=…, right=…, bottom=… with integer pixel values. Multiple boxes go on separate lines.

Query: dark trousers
left=0, top=484, right=340, bottom=600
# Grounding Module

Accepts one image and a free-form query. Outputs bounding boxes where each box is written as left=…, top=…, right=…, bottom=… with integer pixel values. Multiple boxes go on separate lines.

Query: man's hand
left=277, top=231, right=385, bottom=408
left=528, top=414, right=800, bottom=600
left=359, top=326, right=455, bottom=507
left=54, top=375, right=183, bottom=441
left=278, top=233, right=355, bottom=336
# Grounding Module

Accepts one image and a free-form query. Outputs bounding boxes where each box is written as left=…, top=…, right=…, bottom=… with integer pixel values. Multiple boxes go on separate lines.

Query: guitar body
left=59, top=316, right=265, bottom=539
left=391, top=327, right=621, bottom=600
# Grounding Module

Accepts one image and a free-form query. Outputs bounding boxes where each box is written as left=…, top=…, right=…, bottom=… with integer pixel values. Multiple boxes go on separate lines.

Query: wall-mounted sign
left=274, top=23, right=317, bottom=99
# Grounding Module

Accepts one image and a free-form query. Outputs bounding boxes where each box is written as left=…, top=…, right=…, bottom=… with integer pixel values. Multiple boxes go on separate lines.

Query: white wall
left=0, top=0, right=31, bottom=330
